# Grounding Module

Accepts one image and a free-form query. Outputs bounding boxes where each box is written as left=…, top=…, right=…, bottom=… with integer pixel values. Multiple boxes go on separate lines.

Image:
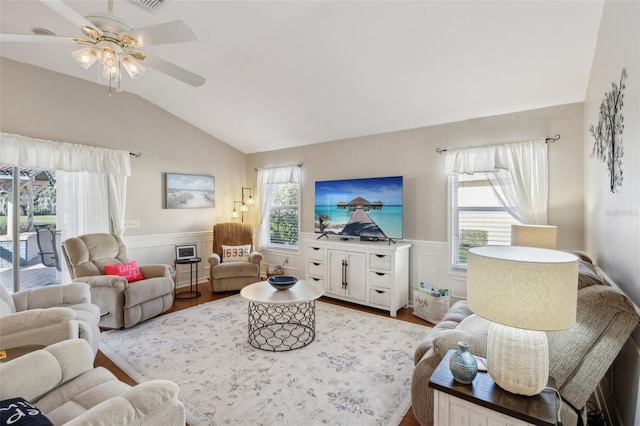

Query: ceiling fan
left=0, top=0, right=206, bottom=92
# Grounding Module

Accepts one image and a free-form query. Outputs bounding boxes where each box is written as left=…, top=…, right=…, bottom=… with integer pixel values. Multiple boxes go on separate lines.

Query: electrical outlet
left=124, top=219, right=140, bottom=228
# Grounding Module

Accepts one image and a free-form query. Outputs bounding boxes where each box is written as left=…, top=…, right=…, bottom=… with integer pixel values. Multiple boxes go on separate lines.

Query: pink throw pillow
left=104, top=261, right=145, bottom=283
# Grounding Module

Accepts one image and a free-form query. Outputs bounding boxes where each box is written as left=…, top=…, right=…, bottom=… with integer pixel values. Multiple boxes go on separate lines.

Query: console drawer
left=369, top=289, right=391, bottom=307
left=307, top=276, right=324, bottom=288
left=369, top=253, right=391, bottom=270
left=307, top=261, right=324, bottom=277
left=368, top=271, right=391, bottom=289
left=307, top=246, right=325, bottom=261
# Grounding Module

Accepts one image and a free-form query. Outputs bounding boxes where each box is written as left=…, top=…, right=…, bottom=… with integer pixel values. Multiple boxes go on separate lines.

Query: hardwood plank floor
left=94, top=281, right=430, bottom=426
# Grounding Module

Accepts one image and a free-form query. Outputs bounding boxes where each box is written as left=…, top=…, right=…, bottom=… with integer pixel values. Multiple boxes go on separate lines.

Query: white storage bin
left=413, top=290, right=450, bottom=323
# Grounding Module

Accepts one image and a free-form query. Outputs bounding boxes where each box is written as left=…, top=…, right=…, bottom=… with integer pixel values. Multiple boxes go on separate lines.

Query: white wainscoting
left=123, top=231, right=213, bottom=289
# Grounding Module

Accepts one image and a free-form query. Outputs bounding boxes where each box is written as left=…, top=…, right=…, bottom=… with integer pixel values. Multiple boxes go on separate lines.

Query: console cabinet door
left=344, top=251, right=366, bottom=301
left=327, top=250, right=346, bottom=297
left=327, top=250, right=366, bottom=302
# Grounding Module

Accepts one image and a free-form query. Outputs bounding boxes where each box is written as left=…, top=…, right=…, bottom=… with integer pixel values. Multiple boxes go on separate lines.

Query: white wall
left=0, top=58, right=247, bottom=237
left=583, top=2, right=639, bottom=425
left=247, top=102, right=585, bottom=249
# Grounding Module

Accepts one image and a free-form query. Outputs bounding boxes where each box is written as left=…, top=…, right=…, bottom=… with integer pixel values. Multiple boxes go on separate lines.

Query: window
left=257, top=165, right=301, bottom=250
left=450, top=173, right=521, bottom=269
left=267, top=182, right=300, bottom=248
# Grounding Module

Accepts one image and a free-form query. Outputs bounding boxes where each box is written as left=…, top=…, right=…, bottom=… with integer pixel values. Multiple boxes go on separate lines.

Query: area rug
left=99, top=295, right=429, bottom=425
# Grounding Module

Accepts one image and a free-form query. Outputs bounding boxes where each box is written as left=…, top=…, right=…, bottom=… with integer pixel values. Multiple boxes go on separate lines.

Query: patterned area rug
left=99, top=294, right=429, bottom=425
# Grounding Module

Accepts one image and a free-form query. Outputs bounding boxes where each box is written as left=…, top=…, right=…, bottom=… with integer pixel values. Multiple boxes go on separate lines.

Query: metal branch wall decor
left=589, top=68, right=627, bottom=193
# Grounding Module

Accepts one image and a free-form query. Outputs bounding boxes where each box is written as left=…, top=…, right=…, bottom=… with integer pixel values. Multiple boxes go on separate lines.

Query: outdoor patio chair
left=35, top=225, right=61, bottom=271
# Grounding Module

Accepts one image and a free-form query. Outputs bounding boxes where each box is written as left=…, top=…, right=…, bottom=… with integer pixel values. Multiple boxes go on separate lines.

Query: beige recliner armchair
left=0, top=283, right=100, bottom=356
left=62, top=233, right=174, bottom=329
left=208, top=222, right=262, bottom=292
left=0, top=339, right=186, bottom=425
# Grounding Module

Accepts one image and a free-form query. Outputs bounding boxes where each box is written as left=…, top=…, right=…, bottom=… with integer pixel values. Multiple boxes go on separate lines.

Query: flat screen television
left=314, top=176, right=403, bottom=240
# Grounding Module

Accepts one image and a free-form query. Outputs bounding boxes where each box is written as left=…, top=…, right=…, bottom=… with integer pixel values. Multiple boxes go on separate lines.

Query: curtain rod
left=254, top=163, right=303, bottom=172
left=129, top=152, right=141, bottom=158
left=435, top=134, right=560, bottom=154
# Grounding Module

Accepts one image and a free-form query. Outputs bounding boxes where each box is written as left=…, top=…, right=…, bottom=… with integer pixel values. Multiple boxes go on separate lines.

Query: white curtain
left=444, top=138, right=549, bottom=224
left=257, top=165, right=301, bottom=249
left=0, top=132, right=131, bottom=175
left=108, top=175, right=128, bottom=236
left=1, top=132, right=132, bottom=283
left=0, top=133, right=131, bottom=234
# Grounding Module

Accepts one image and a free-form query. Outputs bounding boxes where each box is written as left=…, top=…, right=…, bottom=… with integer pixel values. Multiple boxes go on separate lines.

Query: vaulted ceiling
left=0, top=1, right=604, bottom=154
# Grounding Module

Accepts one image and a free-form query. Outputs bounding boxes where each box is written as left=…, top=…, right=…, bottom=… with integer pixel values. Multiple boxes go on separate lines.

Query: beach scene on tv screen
left=315, top=176, right=403, bottom=239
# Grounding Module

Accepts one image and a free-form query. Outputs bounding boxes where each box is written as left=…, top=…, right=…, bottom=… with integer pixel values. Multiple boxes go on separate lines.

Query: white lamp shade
left=467, top=246, right=578, bottom=331
left=467, top=245, right=579, bottom=396
left=511, top=224, right=557, bottom=249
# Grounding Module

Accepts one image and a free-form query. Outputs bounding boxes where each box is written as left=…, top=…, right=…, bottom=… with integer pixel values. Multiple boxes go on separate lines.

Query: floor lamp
left=467, top=245, right=579, bottom=396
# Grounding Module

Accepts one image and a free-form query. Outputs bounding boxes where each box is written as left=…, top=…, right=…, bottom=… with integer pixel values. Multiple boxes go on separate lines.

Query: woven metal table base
left=246, top=300, right=316, bottom=351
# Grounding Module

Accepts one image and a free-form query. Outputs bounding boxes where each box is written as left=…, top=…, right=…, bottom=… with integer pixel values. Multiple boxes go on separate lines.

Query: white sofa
left=0, top=283, right=100, bottom=356
left=0, top=339, right=186, bottom=425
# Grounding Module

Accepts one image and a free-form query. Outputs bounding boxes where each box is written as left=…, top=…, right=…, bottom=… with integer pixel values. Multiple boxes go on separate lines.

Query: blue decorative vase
left=449, top=341, right=478, bottom=384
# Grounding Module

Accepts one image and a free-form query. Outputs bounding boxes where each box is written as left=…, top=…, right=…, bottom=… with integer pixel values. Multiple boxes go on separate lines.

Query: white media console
left=304, top=239, right=411, bottom=317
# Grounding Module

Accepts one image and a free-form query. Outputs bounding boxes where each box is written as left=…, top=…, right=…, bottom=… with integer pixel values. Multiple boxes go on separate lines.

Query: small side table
left=0, top=345, right=45, bottom=363
left=174, top=257, right=202, bottom=299
left=429, top=349, right=557, bottom=426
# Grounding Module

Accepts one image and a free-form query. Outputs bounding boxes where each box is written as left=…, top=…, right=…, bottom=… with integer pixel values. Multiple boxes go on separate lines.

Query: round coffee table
left=240, top=280, right=324, bottom=351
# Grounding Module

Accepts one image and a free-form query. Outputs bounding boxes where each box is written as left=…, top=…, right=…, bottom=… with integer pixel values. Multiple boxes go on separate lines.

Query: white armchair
left=0, top=283, right=100, bottom=356
left=0, top=339, right=186, bottom=425
left=61, top=233, right=174, bottom=329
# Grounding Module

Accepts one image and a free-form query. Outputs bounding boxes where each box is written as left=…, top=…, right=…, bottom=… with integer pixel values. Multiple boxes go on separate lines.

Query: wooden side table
left=174, top=257, right=202, bottom=299
left=429, top=349, right=557, bottom=426
left=0, top=345, right=45, bottom=363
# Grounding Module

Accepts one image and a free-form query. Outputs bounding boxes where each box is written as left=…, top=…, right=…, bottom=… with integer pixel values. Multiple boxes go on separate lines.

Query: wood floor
left=94, top=281, right=429, bottom=426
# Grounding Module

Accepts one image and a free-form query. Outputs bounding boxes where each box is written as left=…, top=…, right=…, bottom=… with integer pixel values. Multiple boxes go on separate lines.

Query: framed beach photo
left=165, top=173, right=215, bottom=209
left=176, top=244, right=197, bottom=260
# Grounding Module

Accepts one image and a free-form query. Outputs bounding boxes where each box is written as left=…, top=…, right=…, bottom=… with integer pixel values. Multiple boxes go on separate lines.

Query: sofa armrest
left=74, top=275, right=127, bottom=289
left=249, top=252, right=263, bottom=265
left=208, top=253, right=221, bottom=267
left=432, top=329, right=488, bottom=358
left=11, top=283, right=91, bottom=311
left=65, top=380, right=185, bottom=426
left=0, top=307, right=76, bottom=336
left=0, top=340, right=94, bottom=402
left=139, top=264, right=171, bottom=279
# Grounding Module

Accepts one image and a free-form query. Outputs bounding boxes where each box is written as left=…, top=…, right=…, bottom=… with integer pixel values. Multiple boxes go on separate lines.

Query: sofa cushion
left=221, top=245, right=251, bottom=262
left=213, top=261, right=259, bottom=279
left=0, top=397, right=53, bottom=426
left=104, top=261, right=144, bottom=283
left=0, top=286, right=16, bottom=317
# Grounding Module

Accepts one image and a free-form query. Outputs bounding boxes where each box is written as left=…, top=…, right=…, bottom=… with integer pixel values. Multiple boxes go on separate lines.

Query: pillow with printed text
left=222, top=245, right=251, bottom=263
left=104, top=261, right=145, bottom=282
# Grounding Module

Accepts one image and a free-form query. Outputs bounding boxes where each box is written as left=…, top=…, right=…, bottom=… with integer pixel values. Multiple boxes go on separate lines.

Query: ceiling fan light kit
left=1, top=0, right=206, bottom=94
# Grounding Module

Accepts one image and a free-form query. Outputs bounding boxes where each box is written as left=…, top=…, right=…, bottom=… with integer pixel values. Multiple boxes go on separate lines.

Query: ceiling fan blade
left=40, top=0, right=100, bottom=35
left=123, top=21, right=197, bottom=47
left=142, top=52, right=206, bottom=87
left=0, top=33, right=75, bottom=43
